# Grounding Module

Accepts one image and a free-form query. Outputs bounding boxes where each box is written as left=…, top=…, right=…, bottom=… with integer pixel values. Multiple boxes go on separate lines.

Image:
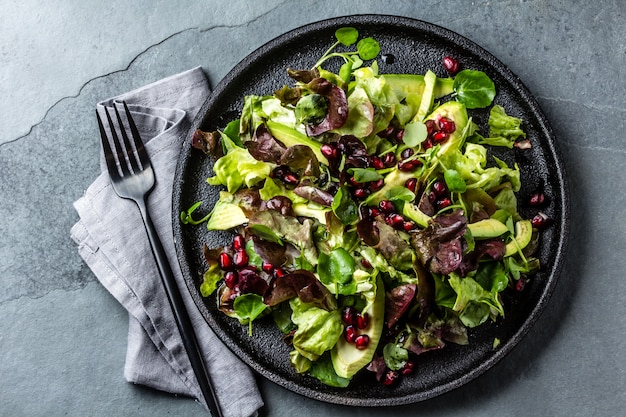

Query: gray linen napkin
left=70, top=67, right=263, bottom=417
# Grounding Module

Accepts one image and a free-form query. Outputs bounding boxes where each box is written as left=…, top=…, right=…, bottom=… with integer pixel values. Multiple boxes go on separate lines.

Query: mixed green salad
left=182, top=27, right=544, bottom=388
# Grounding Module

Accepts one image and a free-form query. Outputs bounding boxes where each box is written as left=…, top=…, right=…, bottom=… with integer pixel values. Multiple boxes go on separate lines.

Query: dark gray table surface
left=1, top=1, right=624, bottom=416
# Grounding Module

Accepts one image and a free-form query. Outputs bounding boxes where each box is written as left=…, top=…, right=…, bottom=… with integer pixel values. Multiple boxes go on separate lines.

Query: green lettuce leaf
left=290, top=298, right=343, bottom=361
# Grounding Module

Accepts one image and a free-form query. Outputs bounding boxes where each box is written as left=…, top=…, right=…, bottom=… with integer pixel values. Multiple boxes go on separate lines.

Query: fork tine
left=104, top=106, right=131, bottom=177
left=113, top=103, right=141, bottom=174
left=96, top=109, right=121, bottom=180
left=122, top=101, right=151, bottom=170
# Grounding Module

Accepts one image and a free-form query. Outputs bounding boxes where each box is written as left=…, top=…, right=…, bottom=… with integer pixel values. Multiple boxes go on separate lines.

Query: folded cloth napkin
left=70, top=67, right=263, bottom=417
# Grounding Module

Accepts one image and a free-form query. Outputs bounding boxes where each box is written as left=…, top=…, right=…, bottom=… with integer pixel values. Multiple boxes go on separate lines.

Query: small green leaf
left=402, top=121, right=428, bottom=147
left=233, top=293, right=268, bottom=336
left=347, top=167, right=383, bottom=183
left=357, top=37, right=380, bottom=60
left=444, top=169, right=467, bottom=193
left=335, top=27, right=359, bottom=46
left=331, top=186, right=358, bottom=225
left=247, top=224, right=284, bottom=246
left=383, top=343, right=409, bottom=370
left=453, top=69, right=496, bottom=109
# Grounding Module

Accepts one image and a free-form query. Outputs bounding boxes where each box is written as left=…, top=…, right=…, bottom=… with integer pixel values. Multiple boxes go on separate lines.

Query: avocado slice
left=467, top=218, right=509, bottom=239
left=331, top=274, right=385, bottom=379
left=413, top=70, right=437, bottom=122
left=383, top=74, right=454, bottom=100
left=504, top=219, right=533, bottom=256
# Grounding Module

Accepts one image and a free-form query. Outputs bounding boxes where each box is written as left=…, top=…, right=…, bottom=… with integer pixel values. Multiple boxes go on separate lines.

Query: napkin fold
left=70, top=67, right=263, bottom=417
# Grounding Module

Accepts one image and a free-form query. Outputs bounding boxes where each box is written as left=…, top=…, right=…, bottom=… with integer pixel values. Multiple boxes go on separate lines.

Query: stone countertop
left=1, top=1, right=624, bottom=416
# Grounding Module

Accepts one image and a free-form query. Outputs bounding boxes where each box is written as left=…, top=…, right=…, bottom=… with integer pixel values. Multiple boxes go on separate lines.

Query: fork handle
left=136, top=197, right=223, bottom=417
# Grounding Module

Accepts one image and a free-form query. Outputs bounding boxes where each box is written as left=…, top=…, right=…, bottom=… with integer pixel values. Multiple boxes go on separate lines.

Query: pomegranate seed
left=274, top=268, right=287, bottom=278
left=370, top=179, right=384, bottom=191
left=356, top=313, right=369, bottom=329
left=515, top=278, right=526, bottom=291
left=353, top=188, right=370, bottom=199
left=398, top=159, right=421, bottom=172
left=531, top=212, right=552, bottom=229
left=423, top=137, right=434, bottom=149
left=321, top=143, right=337, bottom=159
left=437, top=198, right=452, bottom=210
left=432, top=180, right=447, bottom=196
left=233, top=250, right=249, bottom=268
left=400, top=148, right=414, bottom=160
left=529, top=192, right=546, bottom=206
left=224, top=271, right=238, bottom=289
left=425, top=119, right=437, bottom=135
left=402, top=221, right=416, bottom=231
left=261, top=261, right=274, bottom=274
left=344, top=325, right=357, bottom=343
left=432, top=130, right=449, bottom=143
left=382, top=152, right=396, bottom=167
left=442, top=55, right=460, bottom=75
left=428, top=191, right=437, bottom=204
left=401, top=361, right=415, bottom=375
left=283, top=173, right=299, bottom=186
left=348, top=176, right=361, bottom=187
left=395, top=129, right=405, bottom=143
left=438, top=117, right=456, bottom=133
left=382, top=370, right=399, bottom=386
left=232, top=234, right=245, bottom=251
left=218, top=252, right=234, bottom=271
left=371, top=156, right=384, bottom=170
left=379, top=200, right=395, bottom=213
left=342, top=307, right=356, bottom=326
left=354, top=334, right=370, bottom=350
left=405, top=178, right=417, bottom=193
left=378, top=126, right=395, bottom=139
left=387, top=213, right=405, bottom=229
left=361, top=258, right=372, bottom=269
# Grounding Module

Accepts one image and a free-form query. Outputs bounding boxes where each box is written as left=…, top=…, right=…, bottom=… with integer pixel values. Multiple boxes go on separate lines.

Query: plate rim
left=172, top=14, right=570, bottom=406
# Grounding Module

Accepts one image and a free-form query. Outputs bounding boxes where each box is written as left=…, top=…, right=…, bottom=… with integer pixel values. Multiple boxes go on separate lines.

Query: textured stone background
left=1, top=1, right=624, bottom=415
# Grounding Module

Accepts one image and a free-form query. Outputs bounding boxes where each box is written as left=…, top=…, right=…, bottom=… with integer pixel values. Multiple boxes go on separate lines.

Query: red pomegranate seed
left=233, top=250, right=249, bottom=268
left=274, top=268, right=287, bottom=278
left=342, top=307, right=356, bottom=326
left=442, top=55, right=460, bottom=75
left=529, top=192, right=546, bottom=206
left=398, top=159, right=422, bottom=172
left=382, top=152, right=396, bottom=167
left=261, top=261, right=274, bottom=274
left=321, top=143, right=337, bottom=159
left=432, top=180, right=447, bottom=196
left=378, top=126, right=395, bottom=139
left=401, top=361, right=415, bottom=375
left=356, top=313, right=369, bottom=329
left=401, top=148, right=415, bottom=160
left=403, top=220, right=416, bottom=231
left=425, top=119, right=437, bottom=135
left=428, top=191, right=437, bottom=204
left=344, top=325, right=358, bottom=343
left=369, top=207, right=381, bottom=218
left=224, top=271, right=238, bottom=289
left=438, top=117, right=456, bottom=133
left=405, top=178, right=417, bottom=193
left=531, top=212, right=552, bottom=229
left=437, top=198, right=452, bottom=210
left=395, top=129, right=404, bottom=143
left=379, top=200, right=395, bottom=213
left=361, top=258, right=372, bottom=269
left=353, top=188, right=370, bottom=199
left=432, top=130, right=449, bottom=143
left=283, top=173, right=299, bottom=186
left=515, top=278, right=526, bottom=291
left=232, top=234, right=245, bottom=251
left=354, top=334, right=370, bottom=350
left=371, top=156, right=385, bottom=170
left=218, top=252, right=234, bottom=271
left=382, top=370, right=399, bottom=386
left=387, top=213, right=405, bottom=229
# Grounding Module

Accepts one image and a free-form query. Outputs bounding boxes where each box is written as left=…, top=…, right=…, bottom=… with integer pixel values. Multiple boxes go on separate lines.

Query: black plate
left=172, top=15, right=569, bottom=406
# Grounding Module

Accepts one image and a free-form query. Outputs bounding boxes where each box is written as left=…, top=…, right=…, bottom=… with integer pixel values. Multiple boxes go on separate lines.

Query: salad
left=182, top=27, right=546, bottom=388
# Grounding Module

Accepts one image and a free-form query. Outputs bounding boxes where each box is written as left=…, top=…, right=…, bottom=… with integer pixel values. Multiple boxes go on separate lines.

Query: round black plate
left=172, top=15, right=569, bottom=406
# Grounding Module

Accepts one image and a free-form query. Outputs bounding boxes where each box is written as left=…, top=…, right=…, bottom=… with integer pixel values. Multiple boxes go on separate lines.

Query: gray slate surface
left=1, top=1, right=624, bottom=416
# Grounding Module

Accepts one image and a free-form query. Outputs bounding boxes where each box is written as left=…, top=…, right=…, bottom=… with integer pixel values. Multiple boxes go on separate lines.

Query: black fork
left=97, top=102, right=223, bottom=417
